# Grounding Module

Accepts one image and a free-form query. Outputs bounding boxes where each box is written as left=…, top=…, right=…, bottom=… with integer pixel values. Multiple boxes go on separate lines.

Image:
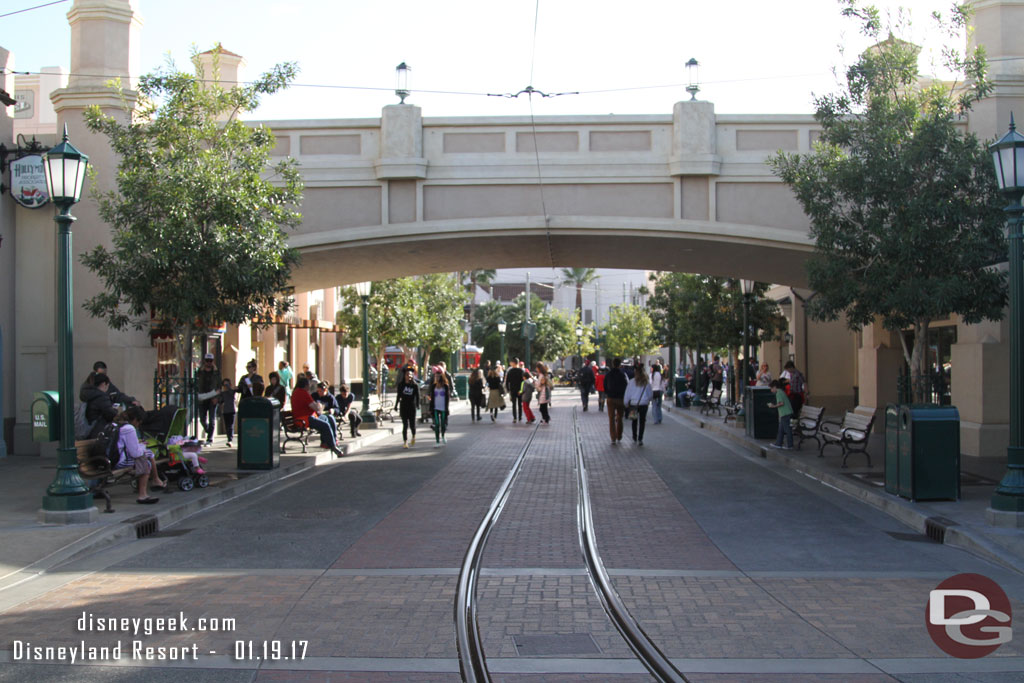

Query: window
left=901, top=326, right=957, bottom=405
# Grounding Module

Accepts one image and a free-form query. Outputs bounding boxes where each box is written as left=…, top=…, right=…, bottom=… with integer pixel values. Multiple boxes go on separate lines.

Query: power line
left=0, top=0, right=68, bottom=19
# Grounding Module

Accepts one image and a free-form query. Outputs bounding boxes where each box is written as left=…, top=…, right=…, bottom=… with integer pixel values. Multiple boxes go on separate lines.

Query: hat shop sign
left=10, top=155, right=49, bottom=209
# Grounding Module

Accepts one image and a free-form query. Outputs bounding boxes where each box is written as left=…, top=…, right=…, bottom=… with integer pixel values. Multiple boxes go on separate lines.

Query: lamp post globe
left=40, top=125, right=96, bottom=522
left=988, top=115, right=1024, bottom=517
left=739, top=279, right=755, bottom=405
left=497, top=319, right=507, bottom=367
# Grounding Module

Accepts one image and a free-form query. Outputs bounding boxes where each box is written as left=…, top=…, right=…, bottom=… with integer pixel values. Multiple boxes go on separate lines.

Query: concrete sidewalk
left=0, top=424, right=398, bottom=593
left=663, top=400, right=1024, bottom=576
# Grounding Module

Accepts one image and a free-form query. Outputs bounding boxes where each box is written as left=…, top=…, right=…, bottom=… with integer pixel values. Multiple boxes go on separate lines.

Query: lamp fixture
left=685, top=58, right=700, bottom=101
left=395, top=62, right=410, bottom=104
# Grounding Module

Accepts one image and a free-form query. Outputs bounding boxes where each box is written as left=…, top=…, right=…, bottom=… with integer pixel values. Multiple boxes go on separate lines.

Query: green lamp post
left=40, top=125, right=96, bottom=522
left=575, top=325, right=583, bottom=368
left=355, top=281, right=376, bottom=426
left=989, top=116, right=1024, bottom=517
left=497, top=318, right=507, bottom=367
left=740, top=279, right=755, bottom=407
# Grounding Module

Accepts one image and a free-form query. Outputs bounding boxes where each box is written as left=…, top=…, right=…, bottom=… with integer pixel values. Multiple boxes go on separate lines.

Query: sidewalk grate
left=128, top=515, right=158, bottom=539
left=513, top=633, right=601, bottom=656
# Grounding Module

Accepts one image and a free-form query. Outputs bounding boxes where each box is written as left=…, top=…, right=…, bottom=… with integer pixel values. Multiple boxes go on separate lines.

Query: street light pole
left=497, top=319, right=507, bottom=367
left=988, top=117, right=1024, bottom=520
left=355, top=281, right=376, bottom=426
left=40, top=125, right=96, bottom=523
left=740, top=279, right=754, bottom=410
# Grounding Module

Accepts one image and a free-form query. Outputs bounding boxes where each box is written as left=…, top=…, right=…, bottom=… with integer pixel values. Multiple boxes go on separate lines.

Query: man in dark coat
left=604, top=358, right=629, bottom=445
left=577, top=360, right=596, bottom=411
left=504, top=358, right=525, bottom=423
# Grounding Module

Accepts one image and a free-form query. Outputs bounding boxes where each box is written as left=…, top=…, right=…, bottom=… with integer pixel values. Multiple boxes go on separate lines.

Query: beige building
left=0, top=1, right=1019, bottom=490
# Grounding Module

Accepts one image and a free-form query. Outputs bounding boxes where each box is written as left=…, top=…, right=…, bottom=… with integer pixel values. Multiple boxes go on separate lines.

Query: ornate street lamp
left=575, top=325, right=583, bottom=368
left=40, top=125, right=95, bottom=522
left=988, top=115, right=1024, bottom=518
left=740, top=279, right=755, bottom=407
left=497, top=318, right=507, bottom=367
left=685, top=58, right=700, bottom=101
left=355, top=281, right=376, bottom=426
left=395, top=62, right=411, bottom=104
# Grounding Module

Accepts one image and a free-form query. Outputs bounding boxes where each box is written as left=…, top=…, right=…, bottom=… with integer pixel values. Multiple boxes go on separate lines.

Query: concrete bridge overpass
left=269, top=105, right=816, bottom=290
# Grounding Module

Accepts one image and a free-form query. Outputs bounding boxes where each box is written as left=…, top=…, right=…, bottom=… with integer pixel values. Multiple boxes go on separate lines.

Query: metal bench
left=700, top=389, right=723, bottom=416
left=819, top=407, right=876, bottom=467
left=794, top=405, right=825, bottom=451
left=75, top=439, right=136, bottom=513
left=280, top=411, right=313, bottom=453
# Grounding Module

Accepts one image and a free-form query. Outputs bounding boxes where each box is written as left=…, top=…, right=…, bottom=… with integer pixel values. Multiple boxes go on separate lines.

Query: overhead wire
left=0, top=0, right=68, bottom=20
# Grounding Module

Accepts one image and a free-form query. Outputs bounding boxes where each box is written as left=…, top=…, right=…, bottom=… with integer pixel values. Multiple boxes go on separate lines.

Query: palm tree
left=560, top=267, right=598, bottom=317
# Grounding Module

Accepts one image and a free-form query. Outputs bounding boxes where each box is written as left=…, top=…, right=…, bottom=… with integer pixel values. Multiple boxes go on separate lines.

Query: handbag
left=625, top=405, right=638, bottom=421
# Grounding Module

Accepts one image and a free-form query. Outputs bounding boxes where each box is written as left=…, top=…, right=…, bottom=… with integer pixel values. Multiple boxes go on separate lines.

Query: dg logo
left=927, top=573, right=1013, bottom=658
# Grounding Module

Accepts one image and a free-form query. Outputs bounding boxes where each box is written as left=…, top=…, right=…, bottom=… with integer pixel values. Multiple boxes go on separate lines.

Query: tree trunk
left=576, top=283, right=583, bottom=316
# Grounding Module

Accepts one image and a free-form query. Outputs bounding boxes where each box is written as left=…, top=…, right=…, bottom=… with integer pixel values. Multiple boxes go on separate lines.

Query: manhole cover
left=513, top=634, right=601, bottom=656
left=281, top=508, right=358, bottom=520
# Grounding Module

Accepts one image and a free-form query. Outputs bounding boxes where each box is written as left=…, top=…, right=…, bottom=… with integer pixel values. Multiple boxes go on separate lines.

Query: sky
left=1, top=0, right=966, bottom=121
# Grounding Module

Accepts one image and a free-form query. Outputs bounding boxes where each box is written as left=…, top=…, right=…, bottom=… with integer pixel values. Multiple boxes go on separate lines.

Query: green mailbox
left=454, top=374, right=469, bottom=400
left=237, top=397, right=281, bottom=470
left=884, top=404, right=900, bottom=494
left=897, top=405, right=960, bottom=501
left=32, top=391, right=60, bottom=442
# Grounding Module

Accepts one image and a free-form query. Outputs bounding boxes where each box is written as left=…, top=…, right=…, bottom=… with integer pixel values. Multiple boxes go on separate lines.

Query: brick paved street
left=0, top=390, right=1022, bottom=682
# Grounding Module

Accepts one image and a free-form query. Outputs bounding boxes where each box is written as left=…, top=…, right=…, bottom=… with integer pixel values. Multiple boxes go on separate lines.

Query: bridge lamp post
left=40, top=125, right=96, bottom=522
left=740, top=279, right=754, bottom=408
left=988, top=116, right=1024, bottom=519
left=395, top=62, right=410, bottom=104
left=575, top=325, right=583, bottom=368
left=355, top=281, right=376, bottom=426
left=685, top=58, right=700, bottom=100
left=497, top=319, right=507, bottom=367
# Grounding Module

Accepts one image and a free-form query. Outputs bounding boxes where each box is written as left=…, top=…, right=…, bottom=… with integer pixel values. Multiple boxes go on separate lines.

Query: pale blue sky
left=2, top=0, right=961, bottom=120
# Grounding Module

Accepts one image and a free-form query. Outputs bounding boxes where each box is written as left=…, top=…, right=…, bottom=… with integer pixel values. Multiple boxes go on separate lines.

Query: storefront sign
left=10, top=155, right=49, bottom=208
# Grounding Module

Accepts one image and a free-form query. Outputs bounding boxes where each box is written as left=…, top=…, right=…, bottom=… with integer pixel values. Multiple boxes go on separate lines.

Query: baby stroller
left=137, top=407, right=209, bottom=492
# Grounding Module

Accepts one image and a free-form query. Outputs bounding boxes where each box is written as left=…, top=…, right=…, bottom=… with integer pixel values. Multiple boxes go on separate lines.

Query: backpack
left=74, top=402, right=95, bottom=440
left=92, top=422, right=123, bottom=469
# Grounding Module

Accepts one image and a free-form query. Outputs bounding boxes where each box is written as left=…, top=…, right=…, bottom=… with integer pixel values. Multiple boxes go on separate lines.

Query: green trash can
left=237, top=397, right=281, bottom=470
left=674, top=377, right=689, bottom=407
left=32, top=391, right=60, bottom=442
left=455, top=374, right=469, bottom=401
left=745, top=386, right=779, bottom=439
left=897, top=404, right=960, bottom=501
left=884, top=404, right=900, bottom=494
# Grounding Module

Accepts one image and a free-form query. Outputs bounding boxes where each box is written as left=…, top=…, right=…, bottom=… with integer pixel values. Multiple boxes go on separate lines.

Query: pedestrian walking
left=396, top=368, right=420, bottom=448
left=217, top=378, right=237, bottom=448
left=649, top=362, right=664, bottom=425
left=595, top=364, right=607, bottom=412
left=768, top=379, right=794, bottom=449
left=486, top=368, right=505, bottom=421
left=278, top=360, right=294, bottom=398
left=196, top=353, right=221, bottom=445
left=711, top=355, right=724, bottom=394
left=625, top=365, right=654, bottom=446
left=757, top=362, right=773, bottom=386
left=604, top=357, right=629, bottom=445
left=504, top=358, right=525, bottom=422
left=578, top=360, right=595, bottom=411
left=468, top=368, right=485, bottom=422
left=430, top=367, right=452, bottom=446
left=521, top=369, right=537, bottom=423
left=535, top=363, right=551, bottom=424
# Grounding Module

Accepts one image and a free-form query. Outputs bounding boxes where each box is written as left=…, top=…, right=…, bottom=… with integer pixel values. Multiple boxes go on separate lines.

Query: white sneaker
left=442, top=436, right=447, bottom=444
left=410, top=437, right=415, bottom=446
left=226, top=441, right=232, bottom=448
left=433, top=442, right=441, bottom=448
left=403, top=441, right=409, bottom=449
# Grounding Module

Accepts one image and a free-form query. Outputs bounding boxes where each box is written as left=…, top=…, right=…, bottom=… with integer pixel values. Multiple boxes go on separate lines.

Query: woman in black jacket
left=468, top=368, right=485, bottom=422
left=396, top=368, right=420, bottom=448
left=429, top=368, right=452, bottom=447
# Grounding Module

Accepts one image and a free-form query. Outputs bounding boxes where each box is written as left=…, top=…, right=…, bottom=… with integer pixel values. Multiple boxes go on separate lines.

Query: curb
left=664, top=406, right=1024, bottom=577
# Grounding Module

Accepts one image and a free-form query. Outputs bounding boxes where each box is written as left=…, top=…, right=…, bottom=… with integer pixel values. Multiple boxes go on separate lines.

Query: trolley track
left=454, top=408, right=687, bottom=683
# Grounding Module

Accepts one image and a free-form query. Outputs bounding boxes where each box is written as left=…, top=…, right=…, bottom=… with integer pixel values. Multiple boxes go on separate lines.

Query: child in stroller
left=141, top=406, right=209, bottom=491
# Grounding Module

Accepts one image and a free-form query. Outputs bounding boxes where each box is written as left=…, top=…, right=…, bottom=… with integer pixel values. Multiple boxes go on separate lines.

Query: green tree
left=462, top=269, right=496, bottom=328
left=337, top=278, right=421, bottom=397
left=603, top=304, right=659, bottom=359
left=770, top=1, right=1007, bottom=401
left=470, top=294, right=592, bottom=365
left=560, top=267, right=599, bottom=315
left=80, top=48, right=303, bottom=377
left=418, top=273, right=471, bottom=367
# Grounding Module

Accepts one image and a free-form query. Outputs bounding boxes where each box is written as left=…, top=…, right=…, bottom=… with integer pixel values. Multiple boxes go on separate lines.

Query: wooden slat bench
left=819, top=407, right=877, bottom=467
left=700, top=389, right=723, bottom=416
left=281, top=411, right=313, bottom=453
left=75, top=439, right=135, bottom=513
left=794, top=405, right=825, bottom=451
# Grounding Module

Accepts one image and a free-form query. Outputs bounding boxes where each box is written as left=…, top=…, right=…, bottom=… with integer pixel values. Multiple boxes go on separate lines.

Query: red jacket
left=290, top=388, right=317, bottom=428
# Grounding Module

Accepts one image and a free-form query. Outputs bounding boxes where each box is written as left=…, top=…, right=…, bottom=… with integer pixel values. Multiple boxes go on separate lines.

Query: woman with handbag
left=624, top=366, right=654, bottom=446
left=485, top=368, right=505, bottom=422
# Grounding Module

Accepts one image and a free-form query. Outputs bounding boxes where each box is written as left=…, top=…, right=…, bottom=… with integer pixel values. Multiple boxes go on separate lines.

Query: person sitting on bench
left=116, top=406, right=168, bottom=504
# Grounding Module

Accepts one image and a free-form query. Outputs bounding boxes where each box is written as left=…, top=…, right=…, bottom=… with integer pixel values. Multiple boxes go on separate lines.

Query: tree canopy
left=769, top=1, right=1007, bottom=396
left=80, top=48, right=303, bottom=364
left=602, top=304, right=659, bottom=360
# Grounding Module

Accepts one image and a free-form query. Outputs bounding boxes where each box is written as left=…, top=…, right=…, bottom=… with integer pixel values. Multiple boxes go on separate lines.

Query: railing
left=153, top=375, right=198, bottom=436
left=897, top=371, right=951, bottom=406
